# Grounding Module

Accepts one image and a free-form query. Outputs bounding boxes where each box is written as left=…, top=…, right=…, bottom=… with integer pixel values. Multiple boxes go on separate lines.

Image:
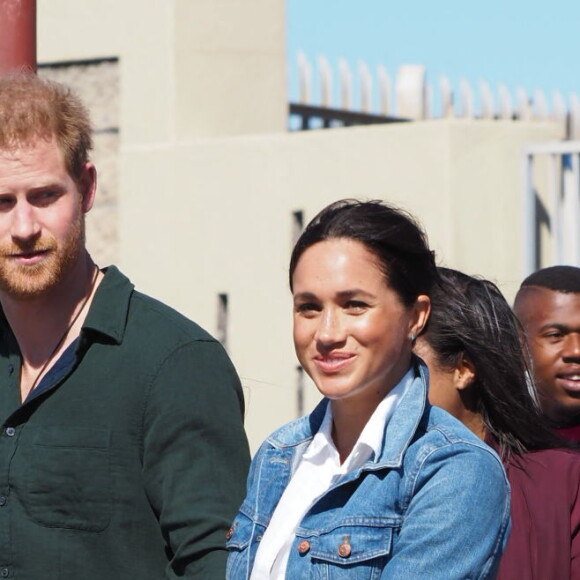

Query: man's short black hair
left=520, top=265, right=580, bottom=293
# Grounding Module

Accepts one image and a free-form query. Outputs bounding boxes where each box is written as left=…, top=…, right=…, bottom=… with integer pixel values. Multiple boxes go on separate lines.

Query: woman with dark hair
left=227, top=200, right=510, bottom=579
left=415, top=267, right=580, bottom=580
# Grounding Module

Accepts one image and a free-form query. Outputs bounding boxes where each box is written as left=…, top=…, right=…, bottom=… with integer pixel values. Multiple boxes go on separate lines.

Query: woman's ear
left=454, top=354, right=476, bottom=390
left=410, top=294, right=431, bottom=338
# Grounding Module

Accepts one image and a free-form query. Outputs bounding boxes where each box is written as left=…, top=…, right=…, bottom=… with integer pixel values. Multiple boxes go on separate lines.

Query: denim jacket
left=227, top=362, right=510, bottom=579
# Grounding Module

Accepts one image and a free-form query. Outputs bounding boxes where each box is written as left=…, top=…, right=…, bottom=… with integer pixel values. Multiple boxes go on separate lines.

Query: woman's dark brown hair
left=422, top=267, right=567, bottom=457
left=289, top=199, right=437, bottom=307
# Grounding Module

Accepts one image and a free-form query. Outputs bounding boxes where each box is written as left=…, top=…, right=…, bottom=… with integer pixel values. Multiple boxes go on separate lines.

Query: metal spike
left=426, top=83, right=433, bottom=119
left=358, top=60, right=373, bottom=113
left=534, top=89, right=549, bottom=120
left=516, top=87, right=531, bottom=120
left=459, top=79, right=474, bottom=118
left=498, top=84, right=513, bottom=120
left=318, top=55, right=333, bottom=108
left=480, top=80, right=494, bottom=119
left=377, top=65, right=391, bottom=116
left=338, top=59, right=353, bottom=110
left=297, top=52, right=312, bottom=105
left=439, top=75, right=454, bottom=118
left=552, top=90, right=566, bottom=121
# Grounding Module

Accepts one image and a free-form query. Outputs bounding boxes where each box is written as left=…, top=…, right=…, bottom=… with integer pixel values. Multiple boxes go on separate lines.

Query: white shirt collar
left=303, top=366, right=415, bottom=470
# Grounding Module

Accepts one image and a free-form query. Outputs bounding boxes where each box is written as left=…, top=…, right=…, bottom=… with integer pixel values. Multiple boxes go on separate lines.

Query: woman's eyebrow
left=336, top=289, right=375, bottom=299
left=293, top=292, right=317, bottom=301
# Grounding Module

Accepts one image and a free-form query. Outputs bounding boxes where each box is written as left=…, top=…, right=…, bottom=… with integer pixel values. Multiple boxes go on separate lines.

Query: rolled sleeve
left=142, top=339, right=250, bottom=579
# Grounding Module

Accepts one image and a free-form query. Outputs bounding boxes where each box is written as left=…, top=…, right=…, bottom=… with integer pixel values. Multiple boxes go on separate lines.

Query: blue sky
left=287, top=1, right=580, bottom=115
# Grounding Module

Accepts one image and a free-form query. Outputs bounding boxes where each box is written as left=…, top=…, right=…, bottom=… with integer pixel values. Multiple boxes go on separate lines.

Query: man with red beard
left=514, top=265, right=580, bottom=440
left=0, top=73, right=249, bottom=579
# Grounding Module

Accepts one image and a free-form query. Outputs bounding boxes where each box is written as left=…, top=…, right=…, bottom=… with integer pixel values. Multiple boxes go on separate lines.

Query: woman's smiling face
left=292, top=237, right=429, bottom=408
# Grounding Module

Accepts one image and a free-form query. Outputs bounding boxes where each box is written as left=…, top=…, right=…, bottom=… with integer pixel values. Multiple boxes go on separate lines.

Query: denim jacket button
left=338, top=539, right=352, bottom=558
left=226, top=527, right=234, bottom=540
left=298, top=540, right=310, bottom=554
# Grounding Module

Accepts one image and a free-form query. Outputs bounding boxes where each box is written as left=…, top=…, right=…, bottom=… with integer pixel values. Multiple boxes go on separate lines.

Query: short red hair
left=0, top=72, right=93, bottom=179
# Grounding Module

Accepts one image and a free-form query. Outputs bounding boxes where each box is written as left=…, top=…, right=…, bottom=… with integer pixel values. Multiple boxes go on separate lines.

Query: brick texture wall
left=39, top=59, right=119, bottom=268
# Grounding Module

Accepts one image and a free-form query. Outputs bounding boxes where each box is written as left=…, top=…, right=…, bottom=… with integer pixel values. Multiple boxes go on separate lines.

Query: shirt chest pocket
left=298, top=522, right=398, bottom=580
left=19, top=427, right=111, bottom=532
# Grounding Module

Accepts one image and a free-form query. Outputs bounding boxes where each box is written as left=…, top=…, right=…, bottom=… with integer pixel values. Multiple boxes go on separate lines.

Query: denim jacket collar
left=266, top=358, right=429, bottom=474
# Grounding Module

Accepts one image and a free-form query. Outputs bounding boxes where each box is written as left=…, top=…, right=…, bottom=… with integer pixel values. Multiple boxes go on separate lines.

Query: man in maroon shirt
left=514, top=265, right=580, bottom=439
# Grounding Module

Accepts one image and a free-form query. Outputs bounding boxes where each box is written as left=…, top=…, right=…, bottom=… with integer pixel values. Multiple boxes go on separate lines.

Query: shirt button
left=4, top=428, right=15, bottom=437
left=0, top=568, right=9, bottom=577
left=7, top=364, right=13, bottom=376
left=0, top=497, right=6, bottom=507
left=298, top=540, right=310, bottom=554
left=338, top=536, right=352, bottom=558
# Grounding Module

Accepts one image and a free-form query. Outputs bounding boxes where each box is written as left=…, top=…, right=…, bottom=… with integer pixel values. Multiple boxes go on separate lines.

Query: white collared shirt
left=250, top=367, right=415, bottom=580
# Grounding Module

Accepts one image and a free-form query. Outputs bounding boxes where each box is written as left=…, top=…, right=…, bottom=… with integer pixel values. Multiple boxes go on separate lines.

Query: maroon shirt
left=494, top=446, right=580, bottom=580
left=558, top=425, right=580, bottom=442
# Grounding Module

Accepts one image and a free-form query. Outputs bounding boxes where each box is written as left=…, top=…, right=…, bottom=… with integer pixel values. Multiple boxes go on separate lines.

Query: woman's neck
left=330, top=393, right=383, bottom=463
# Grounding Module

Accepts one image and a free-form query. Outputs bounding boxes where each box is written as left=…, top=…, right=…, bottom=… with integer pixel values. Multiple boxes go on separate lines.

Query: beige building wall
left=39, top=0, right=286, bottom=142
left=37, top=0, right=565, bottom=450
left=120, top=120, right=563, bottom=448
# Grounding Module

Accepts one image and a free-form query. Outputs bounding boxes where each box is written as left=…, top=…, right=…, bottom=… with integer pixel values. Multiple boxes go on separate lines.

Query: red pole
left=0, top=0, right=36, bottom=74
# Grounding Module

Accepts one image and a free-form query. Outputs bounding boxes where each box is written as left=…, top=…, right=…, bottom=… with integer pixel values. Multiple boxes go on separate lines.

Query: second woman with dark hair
left=415, top=267, right=580, bottom=580
left=227, top=200, right=510, bottom=579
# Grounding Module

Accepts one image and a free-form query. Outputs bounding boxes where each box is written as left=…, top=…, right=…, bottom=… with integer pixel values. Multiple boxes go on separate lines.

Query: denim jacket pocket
left=226, top=512, right=255, bottom=551
left=299, top=521, right=397, bottom=580
left=226, top=511, right=264, bottom=580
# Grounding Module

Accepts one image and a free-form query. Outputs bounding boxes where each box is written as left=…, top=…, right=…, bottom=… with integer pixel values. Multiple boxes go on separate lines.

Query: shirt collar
left=0, top=266, right=134, bottom=349
left=302, top=403, right=335, bottom=461
left=82, top=265, right=134, bottom=344
left=303, top=366, right=416, bottom=467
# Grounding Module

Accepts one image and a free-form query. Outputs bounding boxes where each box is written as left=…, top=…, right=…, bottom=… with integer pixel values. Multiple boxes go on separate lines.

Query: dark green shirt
left=0, top=266, right=250, bottom=579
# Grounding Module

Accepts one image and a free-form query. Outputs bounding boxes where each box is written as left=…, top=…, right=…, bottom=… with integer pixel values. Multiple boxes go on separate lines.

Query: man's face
left=0, top=137, right=94, bottom=300
left=515, top=287, right=580, bottom=426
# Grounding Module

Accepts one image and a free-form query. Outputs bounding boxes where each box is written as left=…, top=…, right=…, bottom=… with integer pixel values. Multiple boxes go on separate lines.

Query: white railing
left=293, top=53, right=580, bottom=137
left=522, top=142, right=580, bottom=275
